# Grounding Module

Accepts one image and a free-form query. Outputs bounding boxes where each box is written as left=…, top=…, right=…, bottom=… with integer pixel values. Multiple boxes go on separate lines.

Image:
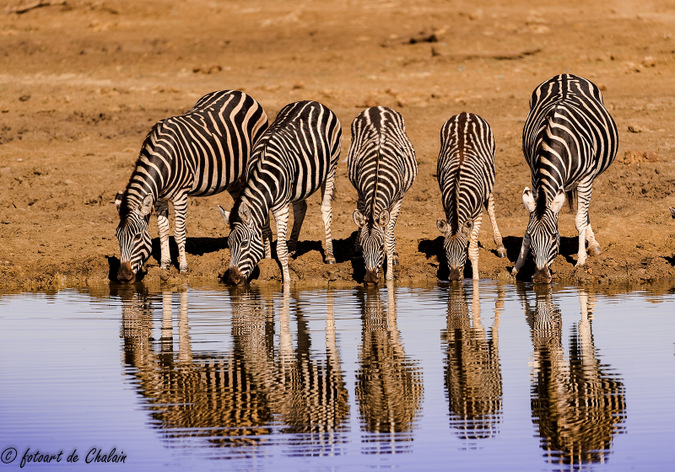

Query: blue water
left=1, top=282, right=674, bottom=471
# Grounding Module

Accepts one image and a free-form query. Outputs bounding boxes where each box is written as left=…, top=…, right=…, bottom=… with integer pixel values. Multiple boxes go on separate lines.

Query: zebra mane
left=368, top=140, right=382, bottom=226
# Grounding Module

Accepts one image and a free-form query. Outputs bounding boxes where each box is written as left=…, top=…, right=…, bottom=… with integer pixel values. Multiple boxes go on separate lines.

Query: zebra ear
left=437, top=218, right=448, bottom=234
left=114, top=191, right=124, bottom=214
left=140, top=194, right=153, bottom=216
left=522, top=187, right=536, bottom=213
left=550, top=190, right=566, bottom=215
left=353, top=209, right=366, bottom=228
left=239, top=202, right=251, bottom=225
left=461, top=219, right=474, bottom=236
left=377, top=210, right=389, bottom=228
left=217, top=205, right=230, bottom=225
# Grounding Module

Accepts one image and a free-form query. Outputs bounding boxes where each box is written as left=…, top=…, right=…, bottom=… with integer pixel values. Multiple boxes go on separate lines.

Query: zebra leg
left=288, top=200, right=307, bottom=256
left=485, top=193, right=507, bottom=258
left=387, top=199, right=403, bottom=267
left=273, top=204, right=292, bottom=284
left=155, top=199, right=171, bottom=270
left=574, top=180, right=593, bottom=267
left=262, top=215, right=273, bottom=259
left=512, top=232, right=531, bottom=276
left=320, top=174, right=336, bottom=264
left=585, top=223, right=602, bottom=256
left=173, top=192, right=190, bottom=273
left=468, top=214, right=484, bottom=280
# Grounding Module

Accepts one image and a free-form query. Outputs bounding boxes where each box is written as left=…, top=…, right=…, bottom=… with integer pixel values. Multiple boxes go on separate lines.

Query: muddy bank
left=0, top=0, right=674, bottom=293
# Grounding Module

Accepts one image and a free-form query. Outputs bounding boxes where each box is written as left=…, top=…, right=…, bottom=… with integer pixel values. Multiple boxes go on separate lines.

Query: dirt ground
left=1, top=0, right=674, bottom=293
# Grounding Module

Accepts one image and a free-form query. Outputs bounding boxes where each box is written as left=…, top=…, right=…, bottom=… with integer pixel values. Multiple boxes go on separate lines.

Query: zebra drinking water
left=348, top=106, right=417, bottom=284
left=114, top=90, right=268, bottom=282
left=512, top=74, right=619, bottom=283
left=436, top=112, right=506, bottom=281
left=218, top=100, right=342, bottom=286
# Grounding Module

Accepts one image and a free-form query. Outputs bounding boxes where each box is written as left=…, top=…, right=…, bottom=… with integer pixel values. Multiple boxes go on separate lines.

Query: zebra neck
left=367, top=141, right=383, bottom=224
left=121, top=178, right=159, bottom=217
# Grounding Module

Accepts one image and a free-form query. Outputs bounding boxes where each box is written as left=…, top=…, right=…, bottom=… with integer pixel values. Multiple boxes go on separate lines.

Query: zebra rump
left=219, top=100, right=342, bottom=285
left=348, top=106, right=417, bottom=284
left=115, top=90, right=268, bottom=282
left=436, top=112, right=506, bottom=281
left=513, top=74, right=619, bottom=283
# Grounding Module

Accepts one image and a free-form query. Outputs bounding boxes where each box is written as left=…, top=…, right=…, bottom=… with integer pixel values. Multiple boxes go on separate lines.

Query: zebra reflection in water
left=355, top=282, right=423, bottom=454
left=118, top=287, right=348, bottom=453
left=119, top=287, right=276, bottom=446
left=275, top=289, right=350, bottom=454
left=518, top=285, right=627, bottom=466
left=442, top=282, right=505, bottom=443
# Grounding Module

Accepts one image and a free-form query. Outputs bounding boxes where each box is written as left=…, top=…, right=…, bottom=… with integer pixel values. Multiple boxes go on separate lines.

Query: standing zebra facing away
left=114, top=90, right=268, bottom=283
left=348, top=106, right=417, bottom=284
left=218, top=100, right=342, bottom=286
left=512, top=74, right=619, bottom=283
left=436, top=112, right=506, bottom=281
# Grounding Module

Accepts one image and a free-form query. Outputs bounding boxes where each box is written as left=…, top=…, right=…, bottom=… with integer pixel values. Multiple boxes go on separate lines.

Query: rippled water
left=1, top=282, right=674, bottom=471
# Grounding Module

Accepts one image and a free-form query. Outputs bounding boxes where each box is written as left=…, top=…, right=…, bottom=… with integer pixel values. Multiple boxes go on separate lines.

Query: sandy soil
left=1, top=0, right=674, bottom=293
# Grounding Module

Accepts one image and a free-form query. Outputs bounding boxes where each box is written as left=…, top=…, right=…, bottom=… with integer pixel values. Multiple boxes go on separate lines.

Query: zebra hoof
left=391, top=253, right=399, bottom=266
left=588, top=245, right=602, bottom=256
left=179, top=264, right=189, bottom=274
left=160, top=262, right=171, bottom=270
left=497, top=247, right=507, bottom=258
left=325, top=255, right=336, bottom=264
left=511, top=267, right=518, bottom=277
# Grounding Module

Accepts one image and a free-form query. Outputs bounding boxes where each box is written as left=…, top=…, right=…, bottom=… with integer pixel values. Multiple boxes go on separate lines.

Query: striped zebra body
left=348, top=106, right=417, bottom=284
left=436, top=112, right=506, bottom=281
left=115, top=90, right=268, bottom=282
left=513, top=74, right=619, bottom=283
left=219, top=100, right=342, bottom=285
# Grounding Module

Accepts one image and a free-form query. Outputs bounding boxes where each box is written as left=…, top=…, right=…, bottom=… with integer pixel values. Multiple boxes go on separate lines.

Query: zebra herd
left=115, top=73, right=619, bottom=286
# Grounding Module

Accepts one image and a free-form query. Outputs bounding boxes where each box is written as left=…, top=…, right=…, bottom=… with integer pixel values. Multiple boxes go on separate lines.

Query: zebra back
left=347, top=106, right=417, bottom=223
left=522, top=74, right=618, bottom=209
left=437, top=112, right=496, bottom=233
left=123, top=90, right=268, bottom=208
left=240, top=100, right=342, bottom=225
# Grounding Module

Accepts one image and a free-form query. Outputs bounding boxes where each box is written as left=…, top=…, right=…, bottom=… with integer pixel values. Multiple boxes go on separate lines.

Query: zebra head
left=437, top=218, right=473, bottom=281
left=522, top=187, right=565, bottom=284
left=115, top=191, right=153, bottom=283
left=218, top=202, right=264, bottom=285
left=353, top=209, right=388, bottom=285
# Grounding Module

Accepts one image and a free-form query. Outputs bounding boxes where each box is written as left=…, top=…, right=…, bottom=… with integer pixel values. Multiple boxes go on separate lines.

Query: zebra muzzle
left=117, top=261, right=135, bottom=283
left=363, top=269, right=379, bottom=285
left=225, top=266, right=246, bottom=286
left=532, top=267, right=552, bottom=284
left=448, top=267, right=463, bottom=281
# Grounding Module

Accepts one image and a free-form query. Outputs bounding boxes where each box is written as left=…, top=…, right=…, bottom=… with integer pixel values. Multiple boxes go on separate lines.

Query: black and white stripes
left=436, top=112, right=506, bottom=280
left=513, top=74, right=619, bottom=283
left=348, top=106, right=417, bottom=284
left=115, top=89, right=268, bottom=282
left=219, top=100, right=342, bottom=285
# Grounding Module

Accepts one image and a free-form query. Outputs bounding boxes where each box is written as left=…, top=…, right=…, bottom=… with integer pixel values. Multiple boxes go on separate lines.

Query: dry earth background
left=1, top=0, right=674, bottom=293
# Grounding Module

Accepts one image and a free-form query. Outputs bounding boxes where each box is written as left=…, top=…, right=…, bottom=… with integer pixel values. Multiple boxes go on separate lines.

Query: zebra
left=436, top=112, right=506, bottom=281
left=218, top=100, right=341, bottom=286
left=512, top=74, right=619, bottom=283
left=114, top=90, right=268, bottom=283
left=348, top=106, right=417, bottom=284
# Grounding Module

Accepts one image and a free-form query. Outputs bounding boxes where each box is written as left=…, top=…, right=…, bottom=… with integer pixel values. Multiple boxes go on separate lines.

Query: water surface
left=1, top=282, right=674, bottom=471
